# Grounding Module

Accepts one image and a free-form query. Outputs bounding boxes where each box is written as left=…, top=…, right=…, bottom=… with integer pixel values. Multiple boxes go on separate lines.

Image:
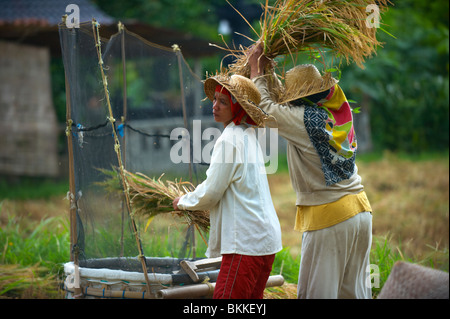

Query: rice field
left=269, top=152, right=449, bottom=262
left=0, top=152, right=448, bottom=298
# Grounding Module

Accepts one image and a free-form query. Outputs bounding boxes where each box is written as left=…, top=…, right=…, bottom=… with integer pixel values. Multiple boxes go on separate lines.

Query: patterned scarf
left=302, top=84, right=358, bottom=186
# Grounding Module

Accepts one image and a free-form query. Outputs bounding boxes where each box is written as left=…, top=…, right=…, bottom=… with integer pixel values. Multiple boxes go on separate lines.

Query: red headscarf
left=215, top=85, right=256, bottom=126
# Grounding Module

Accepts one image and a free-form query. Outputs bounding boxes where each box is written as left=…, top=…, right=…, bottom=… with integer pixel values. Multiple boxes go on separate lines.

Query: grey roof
left=0, top=0, right=115, bottom=25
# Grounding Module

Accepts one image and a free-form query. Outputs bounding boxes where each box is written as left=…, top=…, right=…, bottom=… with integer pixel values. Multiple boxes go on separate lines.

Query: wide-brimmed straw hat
left=204, top=74, right=276, bottom=127
left=278, top=64, right=338, bottom=104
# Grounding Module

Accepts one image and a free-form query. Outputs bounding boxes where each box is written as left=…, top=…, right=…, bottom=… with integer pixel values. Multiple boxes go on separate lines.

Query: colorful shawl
left=303, top=84, right=357, bottom=186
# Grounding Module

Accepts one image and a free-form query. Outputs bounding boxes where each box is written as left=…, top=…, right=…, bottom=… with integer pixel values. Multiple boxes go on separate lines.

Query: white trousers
left=297, top=212, right=373, bottom=299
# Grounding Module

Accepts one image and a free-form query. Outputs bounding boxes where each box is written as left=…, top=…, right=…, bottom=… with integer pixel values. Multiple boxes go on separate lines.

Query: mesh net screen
left=59, top=21, right=216, bottom=267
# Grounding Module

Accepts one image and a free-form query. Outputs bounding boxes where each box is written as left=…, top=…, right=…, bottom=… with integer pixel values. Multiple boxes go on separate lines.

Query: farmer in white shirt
left=173, top=74, right=282, bottom=299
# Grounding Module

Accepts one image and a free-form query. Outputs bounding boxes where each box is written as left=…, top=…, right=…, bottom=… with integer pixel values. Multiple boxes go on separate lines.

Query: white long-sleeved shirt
left=177, top=122, right=282, bottom=258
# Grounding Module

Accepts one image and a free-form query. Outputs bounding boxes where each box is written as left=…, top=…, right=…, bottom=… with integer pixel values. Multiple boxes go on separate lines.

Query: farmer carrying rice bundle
left=248, top=42, right=373, bottom=299
left=211, top=0, right=392, bottom=300
left=173, top=74, right=282, bottom=299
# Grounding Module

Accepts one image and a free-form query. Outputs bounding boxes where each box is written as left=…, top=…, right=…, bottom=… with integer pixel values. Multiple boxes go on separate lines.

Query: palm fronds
left=97, top=168, right=210, bottom=233
left=223, top=0, right=392, bottom=75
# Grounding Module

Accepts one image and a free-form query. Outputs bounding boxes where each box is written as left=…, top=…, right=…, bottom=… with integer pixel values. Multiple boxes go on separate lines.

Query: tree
left=340, top=0, right=449, bottom=153
left=90, top=0, right=450, bottom=153
left=91, top=0, right=262, bottom=42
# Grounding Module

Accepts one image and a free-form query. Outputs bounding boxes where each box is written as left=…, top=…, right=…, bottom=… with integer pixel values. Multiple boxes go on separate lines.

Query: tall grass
left=0, top=263, right=63, bottom=298
left=271, top=247, right=300, bottom=284
left=1, top=202, right=448, bottom=298
left=0, top=209, right=70, bottom=268
left=0, top=204, right=70, bottom=298
left=0, top=202, right=209, bottom=298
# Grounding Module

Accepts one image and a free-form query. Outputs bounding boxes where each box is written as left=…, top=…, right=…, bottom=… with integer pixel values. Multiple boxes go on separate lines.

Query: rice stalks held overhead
left=221, top=0, right=392, bottom=76
left=97, top=168, right=210, bottom=234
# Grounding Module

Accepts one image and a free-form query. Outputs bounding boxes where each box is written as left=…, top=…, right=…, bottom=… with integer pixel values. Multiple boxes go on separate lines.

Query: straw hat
left=279, top=64, right=338, bottom=104
left=204, top=74, right=276, bottom=127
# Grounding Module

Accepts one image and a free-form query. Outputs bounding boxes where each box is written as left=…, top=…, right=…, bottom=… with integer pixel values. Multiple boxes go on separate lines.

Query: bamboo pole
left=66, top=286, right=154, bottom=299
left=61, top=15, right=78, bottom=265
left=61, top=17, right=82, bottom=298
left=64, top=275, right=285, bottom=299
left=119, top=22, right=127, bottom=258
left=91, top=19, right=152, bottom=295
left=156, top=275, right=285, bottom=299
left=175, top=46, right=196, bottom=259
left=120, top=22, right=128, bottom=164
left=64, top=73, right=77, bottom=264
left=175, top=47, right=192, bottom=182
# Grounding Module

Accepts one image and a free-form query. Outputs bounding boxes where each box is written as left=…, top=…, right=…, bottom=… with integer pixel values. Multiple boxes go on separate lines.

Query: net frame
left=59, top=18, right=212, bottom=296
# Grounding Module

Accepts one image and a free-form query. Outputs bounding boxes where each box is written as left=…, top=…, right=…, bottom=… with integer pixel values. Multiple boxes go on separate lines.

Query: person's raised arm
left=247, top=42, right=271, bottom=79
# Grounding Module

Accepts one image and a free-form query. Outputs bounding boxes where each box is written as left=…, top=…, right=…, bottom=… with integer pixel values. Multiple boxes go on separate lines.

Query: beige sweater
left=253, top=75, right=364, bottom=206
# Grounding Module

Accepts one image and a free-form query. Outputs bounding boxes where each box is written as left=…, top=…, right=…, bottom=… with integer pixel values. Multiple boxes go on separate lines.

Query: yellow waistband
left=295, top=191, right=372, bottom=232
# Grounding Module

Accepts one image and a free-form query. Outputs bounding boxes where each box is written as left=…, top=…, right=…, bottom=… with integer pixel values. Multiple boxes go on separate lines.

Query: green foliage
left=0, top=209, right=69, bottom=298
left=1, top=202, right=448, bottom=298
left=369, top=235, right=409, bottom=297
left=340, top=0, right=449, bottom=153
left=370, top=235, right=449, bottom=298
left=0, top=178, right=69, bottom=200
left=271, top=247, right=300, bottom=283
left=50, top=58, right=68, bottom=124
left=49, top=0, right=449, bottom=155
left=92, top=0, right=223, bottom=41
left=0, top=212, right=70, bottom=269
left=141, top=227, right=208, bottom=258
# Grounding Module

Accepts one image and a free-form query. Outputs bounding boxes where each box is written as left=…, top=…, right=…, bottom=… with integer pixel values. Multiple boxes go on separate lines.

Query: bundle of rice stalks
left=97, top=168, right=210, bottom=233
left=125, top=171, right=210, bottom=233
left=223, top=0, right=392, bottom=76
